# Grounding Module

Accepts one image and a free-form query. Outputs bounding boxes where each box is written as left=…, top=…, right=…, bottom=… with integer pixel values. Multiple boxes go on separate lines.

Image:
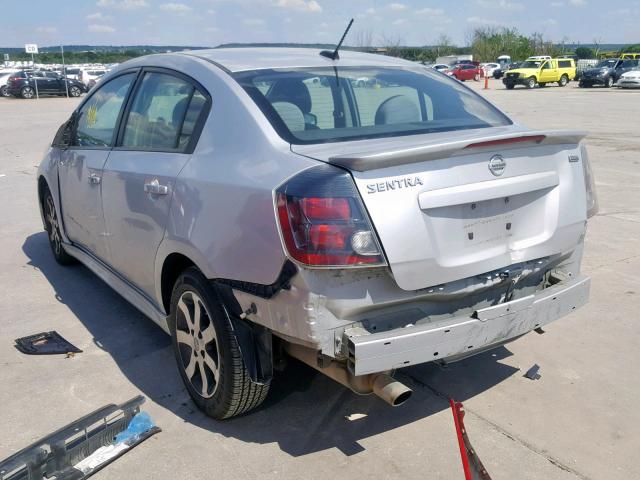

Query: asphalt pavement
left=0, top=79, right=638, bottom=479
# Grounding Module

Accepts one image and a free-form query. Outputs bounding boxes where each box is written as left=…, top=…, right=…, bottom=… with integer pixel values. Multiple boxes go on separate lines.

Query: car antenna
left=320, top=18, right=354, bottom=61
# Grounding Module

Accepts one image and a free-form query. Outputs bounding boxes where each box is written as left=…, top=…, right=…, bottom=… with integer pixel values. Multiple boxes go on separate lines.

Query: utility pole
left=61, top=45, right=69, bottom=98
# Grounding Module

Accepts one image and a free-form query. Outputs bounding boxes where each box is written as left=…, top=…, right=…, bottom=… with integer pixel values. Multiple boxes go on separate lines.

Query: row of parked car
left=0, top=64, right=114, bottom=99
left=427, top=55, right=640, bottom=90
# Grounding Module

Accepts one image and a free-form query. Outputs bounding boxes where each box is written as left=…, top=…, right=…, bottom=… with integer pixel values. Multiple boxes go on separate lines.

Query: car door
left=540, top=61, right=557, bottom=82
left=58, top=71, right=138, bottom=261
left=100, top=69, right=210, bottom=297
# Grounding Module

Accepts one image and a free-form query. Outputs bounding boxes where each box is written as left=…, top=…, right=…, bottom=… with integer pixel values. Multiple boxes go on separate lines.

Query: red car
left=447, top=64, right=484, bottom=82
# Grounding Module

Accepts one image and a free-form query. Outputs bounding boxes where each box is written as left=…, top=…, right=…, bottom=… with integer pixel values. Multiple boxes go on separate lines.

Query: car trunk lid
left=292, top=126, right=588, bottom=291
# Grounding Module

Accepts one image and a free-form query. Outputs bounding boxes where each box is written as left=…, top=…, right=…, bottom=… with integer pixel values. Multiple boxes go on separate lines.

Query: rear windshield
left=233, top=66, right=511, bottom=145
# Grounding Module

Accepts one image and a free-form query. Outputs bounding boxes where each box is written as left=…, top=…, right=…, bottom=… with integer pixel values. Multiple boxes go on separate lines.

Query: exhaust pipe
left=372, top=374, right=413, bottom=407
left=285, top=343, right=412, bottom=407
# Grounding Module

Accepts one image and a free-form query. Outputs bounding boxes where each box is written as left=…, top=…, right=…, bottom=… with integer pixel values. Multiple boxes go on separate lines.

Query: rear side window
left=558, top=60, right=572, bottom=68
left=121, top=72, right=207, bottom=151
left=75, top=73, right=135, bottom=147
left=234, top=66, right=511, bottom=144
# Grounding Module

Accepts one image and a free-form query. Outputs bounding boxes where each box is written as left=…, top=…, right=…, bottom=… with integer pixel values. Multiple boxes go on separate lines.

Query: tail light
left=276, top=165, right=386, bottom=267
left=580, top=144, right=598, bottom=218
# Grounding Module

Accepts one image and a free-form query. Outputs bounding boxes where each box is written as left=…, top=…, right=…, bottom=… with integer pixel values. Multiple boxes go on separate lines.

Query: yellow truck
left=503, top=57, right=576, bottom=89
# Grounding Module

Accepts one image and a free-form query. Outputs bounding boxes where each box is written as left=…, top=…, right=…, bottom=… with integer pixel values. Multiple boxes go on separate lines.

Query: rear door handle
left=88, top=172, right=101, bottom=184
left=144, top=179, right=169, bottom=195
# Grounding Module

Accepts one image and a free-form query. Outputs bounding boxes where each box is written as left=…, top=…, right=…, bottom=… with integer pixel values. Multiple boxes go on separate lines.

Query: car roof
left=181, top=47, right=419, bottom=73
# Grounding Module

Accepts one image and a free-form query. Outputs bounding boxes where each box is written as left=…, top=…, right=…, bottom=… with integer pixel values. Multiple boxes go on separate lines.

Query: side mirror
left=53, top=112, right=77, bottom=148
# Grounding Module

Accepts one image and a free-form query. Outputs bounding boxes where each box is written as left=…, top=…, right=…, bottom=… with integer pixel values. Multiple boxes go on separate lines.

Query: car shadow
left=23, top=231, right=521, bottom=457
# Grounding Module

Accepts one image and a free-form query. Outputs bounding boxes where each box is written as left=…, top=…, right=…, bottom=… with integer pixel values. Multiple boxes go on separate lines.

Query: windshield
left=233, top=66, right=511, bottom=145
left=597, top=60, right=617, bottom=68
left=519, top=61, right=542, bottom=69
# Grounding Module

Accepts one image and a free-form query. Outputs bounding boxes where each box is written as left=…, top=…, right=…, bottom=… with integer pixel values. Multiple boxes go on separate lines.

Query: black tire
left=506, top=83, right=515, bottom=90
left=605, top=76, right=614, bottom=88
left=579, top=81, right=585, bottom=88
left=473, top=73, right=480, bottom=81
left=526, top=77, right=536, bottom=89
left=0, top=85, right=8, bottom=97
left=43, top=188, right=75, bottom=265
left=21, top=86, right=35, bottom=99
left=69, top=85, right=82, bottom=97
left=169, top=267, right=269, bottom=419
left=558, top=75, right=568, bottom=87
left=538, top=82, right=546, bottom=88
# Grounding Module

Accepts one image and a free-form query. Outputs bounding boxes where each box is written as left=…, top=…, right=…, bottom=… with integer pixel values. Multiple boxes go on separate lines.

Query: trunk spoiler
left=328, top=130, right=587, bottom=172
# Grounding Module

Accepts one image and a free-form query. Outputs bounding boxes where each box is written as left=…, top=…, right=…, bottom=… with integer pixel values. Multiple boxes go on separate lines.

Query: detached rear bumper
left=346, top=275, right=590, bottom=376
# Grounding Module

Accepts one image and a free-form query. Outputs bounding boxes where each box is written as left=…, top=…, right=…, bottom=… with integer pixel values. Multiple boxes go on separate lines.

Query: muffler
left=285, top=343, right=412, bottom=407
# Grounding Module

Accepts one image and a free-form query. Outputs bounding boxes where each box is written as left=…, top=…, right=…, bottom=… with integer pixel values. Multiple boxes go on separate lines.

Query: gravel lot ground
left=0, top=78, right=638, bottom=479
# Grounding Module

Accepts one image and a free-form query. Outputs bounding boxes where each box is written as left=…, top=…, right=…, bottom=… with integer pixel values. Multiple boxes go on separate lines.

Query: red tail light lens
left=276, top=166, right=385, bottom=267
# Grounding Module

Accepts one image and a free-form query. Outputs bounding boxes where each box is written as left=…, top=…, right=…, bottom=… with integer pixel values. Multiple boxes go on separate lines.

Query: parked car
left=0, top=72, right=15, bottom=97
left=617, top=69, right=640, bottom=88
left=575, top=59, right=599, bottom=82
left=37, top=48, right=596, bottom=419
left=79, top=68, right=108, bottom=88
left=503, top=58, right=576, bottom=89
left=430, top=63, right=450, bottom=73
left=447, top=63, right=483, bottom=81
left=481, top=63, right=500, bottom=77
left=7, top=71, right=86, bottom=98
left=579, top=59, right=625, bottom=88
left=492, top=62, right=520, bottom=79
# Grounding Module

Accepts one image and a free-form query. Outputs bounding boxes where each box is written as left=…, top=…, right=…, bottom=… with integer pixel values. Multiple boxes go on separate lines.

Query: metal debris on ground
left=0, top=395, right=160, bottom=480
left=14, top=331, right=82, bottom=355
left=450, top=398, right=492, bottom=480
left=524, top=363, right=542, bottom=380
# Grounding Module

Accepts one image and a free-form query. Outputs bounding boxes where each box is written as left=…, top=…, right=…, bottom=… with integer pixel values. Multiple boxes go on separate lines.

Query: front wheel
left=169, top=268, right=269, bottom=419
left=505, top=83, right=515, bottom=90
left=69, top=85, right=82, bottom=97
left=43, top=188, right=75, bottom=265
left=526, top=77, right=537, bottom=89
left=21, top=86, right=35, bottom=99
left=605, top=76, right=614, bottom=88
left=473, top=73, right=480, bottom=81
left=558, top=75, right=568, bottom=87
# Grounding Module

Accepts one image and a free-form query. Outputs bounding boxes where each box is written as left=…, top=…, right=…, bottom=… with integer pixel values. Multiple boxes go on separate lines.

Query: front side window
left=121, top=72, right=206, bottom=151
left=75, top=73, right=135, bottom=147
left=234, top=66, right=511, bottom=144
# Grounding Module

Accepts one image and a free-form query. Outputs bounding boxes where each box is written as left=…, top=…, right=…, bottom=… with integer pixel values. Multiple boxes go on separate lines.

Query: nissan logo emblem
left=488, top=155, right=506, bottom=176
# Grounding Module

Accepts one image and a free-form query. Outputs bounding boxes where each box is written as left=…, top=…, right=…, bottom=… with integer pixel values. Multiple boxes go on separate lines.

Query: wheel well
left=160, top=253, right=196, bottom=314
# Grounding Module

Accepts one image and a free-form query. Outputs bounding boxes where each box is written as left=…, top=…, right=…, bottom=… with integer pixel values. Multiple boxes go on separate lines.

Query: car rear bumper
left=345, top=274, right=590, bottom=375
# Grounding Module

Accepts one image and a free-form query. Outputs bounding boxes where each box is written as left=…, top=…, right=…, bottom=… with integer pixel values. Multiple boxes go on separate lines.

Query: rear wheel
left=43, top=188, right=75, bottom=265
left=21, top=86, right=35, bottom=99
left=605, top=76, right=614, bottom=88
left=506, top=83, right=515, bottom=90
left=473, top=73, right=480, bottom=81
left=0, top=85, right=8, bottom=97
left=526, top=77, right=536, bottom=89
left=558, top=75, right=568, bottom=87
left=169, top=267, right=269, bottom=419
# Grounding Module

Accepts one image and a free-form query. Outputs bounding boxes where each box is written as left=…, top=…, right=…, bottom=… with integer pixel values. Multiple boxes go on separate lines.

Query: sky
left=2, top=0, right=639, bottom=48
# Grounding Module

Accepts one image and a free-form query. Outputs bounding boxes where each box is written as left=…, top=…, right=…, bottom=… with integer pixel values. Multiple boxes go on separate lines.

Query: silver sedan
left=37, top=48, right=596, bottom=418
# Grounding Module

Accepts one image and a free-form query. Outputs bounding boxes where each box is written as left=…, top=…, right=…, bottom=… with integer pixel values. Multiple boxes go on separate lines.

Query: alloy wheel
left=22, top=87, right=34, bottom=99
left=45, top=194, right=62, bottom=256
left=70, top=86, right=81, bottom=97
left=175, top=291, right=220, bottom=399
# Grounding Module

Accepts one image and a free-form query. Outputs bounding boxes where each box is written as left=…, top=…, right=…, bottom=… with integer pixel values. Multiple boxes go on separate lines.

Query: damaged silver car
left=37, top=48, right=597, bottom=419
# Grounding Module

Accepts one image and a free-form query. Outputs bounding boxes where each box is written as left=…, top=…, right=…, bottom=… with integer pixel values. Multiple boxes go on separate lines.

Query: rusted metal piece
left=450, top=399, right=492, bottom=480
